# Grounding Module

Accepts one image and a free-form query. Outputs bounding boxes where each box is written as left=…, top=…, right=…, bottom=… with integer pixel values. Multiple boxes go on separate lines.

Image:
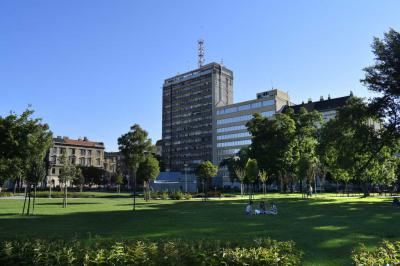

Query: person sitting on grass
left=266, top=202, right=278, bottom=215
left=246, top=201, right=253, bottom=215
left=393, top=197, right=400, bottom=207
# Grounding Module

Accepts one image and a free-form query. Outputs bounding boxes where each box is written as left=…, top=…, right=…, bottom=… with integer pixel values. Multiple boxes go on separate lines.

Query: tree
left=245, top=158, right=259, bottom=200
left=234, top=167, right=246, bottom=196
left=195, top=160, right=218, bottom=202
left=259, top=169, right=268, bottom=195
left=118, top=124, right=153, bottom=210
left=319, top=97, right=398, bottom=196
left=58, top=154, right=79, bottom=208
left=80, top=166, right=105, bottom=187
left=114, top=173, right=124, bottom=193
left=72, top=168, right=84, bottom=192
left=247, top=112, right=297, bottom=192
left=361, top=28, right=400, bottom=137
left=0, top=108, right=52, bottom=198
left=22, top=158, right=46, bottom=215
left=137, top=155, right=160, bottom=201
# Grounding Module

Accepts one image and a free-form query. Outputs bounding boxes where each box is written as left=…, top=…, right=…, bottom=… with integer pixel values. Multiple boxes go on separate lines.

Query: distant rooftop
left=53, top=136, right=104, bottom=149
left=286, top=94, right=352, bottom=113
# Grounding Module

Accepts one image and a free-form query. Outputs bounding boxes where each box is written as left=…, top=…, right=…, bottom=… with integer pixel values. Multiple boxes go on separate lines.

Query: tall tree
left=247, top=112, right=297, bottom=192
left=118, top=124, right=153, bottom=210
left=361, top=28, right=400, bottom=137
left=234, top=167, right=246, bottom=196
left=195, top=160, right=218, bottom=202
left=319, top=97, right=398, bottom=196
left=259, top=169, right=268, bottom=195
left=137, top=155, right=160, bottom=201
left=0, top=108, right=52, bottom=195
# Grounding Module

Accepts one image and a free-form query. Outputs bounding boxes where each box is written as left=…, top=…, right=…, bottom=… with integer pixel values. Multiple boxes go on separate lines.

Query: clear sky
left=1, top=0, right=399, bottom=151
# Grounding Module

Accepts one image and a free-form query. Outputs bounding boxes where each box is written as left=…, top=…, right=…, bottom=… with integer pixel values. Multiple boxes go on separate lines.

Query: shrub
left=160, top=192, right=169, bottom=200
left=0, top=238, right=303, bottom=266
left=0, top=192, right=13, bottom=197
left=149, top=191, right=159, bottom=199
left=352, top=240, right=400, bottom=265
left=183, top=193, right=192, bottom=200
left=206, top=191, right=221, bottom=198
left=169, top=191, right=184, bottom=200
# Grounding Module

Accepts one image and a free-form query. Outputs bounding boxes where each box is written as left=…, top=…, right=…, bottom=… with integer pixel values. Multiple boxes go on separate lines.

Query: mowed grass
left=0, top=194, right=399, bottom=265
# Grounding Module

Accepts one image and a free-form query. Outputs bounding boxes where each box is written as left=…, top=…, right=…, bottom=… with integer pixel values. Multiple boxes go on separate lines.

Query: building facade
left=162, top=62, right=233, bottom=173
left=47, top=136, right=105, bottom=186
left=214, top=89, right=290, bottom=187
left=103, top=152, right=120, bottom=174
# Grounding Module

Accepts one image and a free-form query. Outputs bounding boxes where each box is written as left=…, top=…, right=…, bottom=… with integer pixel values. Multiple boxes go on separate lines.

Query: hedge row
left=0, top=238, right=303, bottom=266
left=352, top=240, right=400, bottom=265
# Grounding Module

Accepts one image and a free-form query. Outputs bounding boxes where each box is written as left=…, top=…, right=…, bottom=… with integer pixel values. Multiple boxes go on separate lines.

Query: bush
left=33, top=191, right=130, bottom=198
left=149, top=191, right=159, bottom=199
left=352, top=240, right=400, bottom=265
left=0, top=238, right=303, bottom=265
left=0, top=192, right=13, bottom=197
left=206, top=191, right=221, bottom=198
left=160, top=192, right=169, bottom=200
left=169, top=191, right=184, bottom=200
left=183, top=193, right=192, bottom=200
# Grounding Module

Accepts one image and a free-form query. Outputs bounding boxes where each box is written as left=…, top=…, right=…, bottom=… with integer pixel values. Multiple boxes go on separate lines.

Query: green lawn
left=0, top=194, right=399, bottom=265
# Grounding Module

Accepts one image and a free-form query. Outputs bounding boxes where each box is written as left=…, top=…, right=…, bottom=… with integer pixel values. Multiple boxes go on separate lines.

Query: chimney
left=320, top=96, right=324, bottom=101
left=307, top=98, right=312, bottom=103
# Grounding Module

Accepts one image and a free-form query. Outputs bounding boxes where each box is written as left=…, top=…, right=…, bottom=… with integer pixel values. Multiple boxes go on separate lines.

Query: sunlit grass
left=0, top=193, right=399, bottom=265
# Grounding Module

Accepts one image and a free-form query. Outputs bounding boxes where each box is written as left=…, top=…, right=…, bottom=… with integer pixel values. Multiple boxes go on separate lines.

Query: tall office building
left=162, top=62, right=233, bottom=173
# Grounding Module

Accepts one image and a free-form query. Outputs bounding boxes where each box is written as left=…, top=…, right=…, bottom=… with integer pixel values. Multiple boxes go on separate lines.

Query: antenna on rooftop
left=198, top=39, right=205, bottom=68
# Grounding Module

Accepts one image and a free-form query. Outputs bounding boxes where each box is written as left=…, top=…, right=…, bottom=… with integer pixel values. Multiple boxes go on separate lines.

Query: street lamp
left=184, top=163, right=188, bottom=193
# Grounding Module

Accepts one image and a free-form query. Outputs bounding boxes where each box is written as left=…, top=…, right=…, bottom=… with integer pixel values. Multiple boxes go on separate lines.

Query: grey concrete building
left=162, top=62, right=233, bottom=173
left=214, top=89, right=290, bottom=187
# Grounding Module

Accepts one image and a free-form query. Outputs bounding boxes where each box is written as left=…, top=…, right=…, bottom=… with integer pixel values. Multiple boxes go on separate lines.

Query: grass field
left=0, top=193, right=399, bottom=265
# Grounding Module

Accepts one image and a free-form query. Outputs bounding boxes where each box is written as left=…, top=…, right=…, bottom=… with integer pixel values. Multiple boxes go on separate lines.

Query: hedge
left=352, top=240, right=400, bottom=265
left=0, top=238, right=303, bottom=265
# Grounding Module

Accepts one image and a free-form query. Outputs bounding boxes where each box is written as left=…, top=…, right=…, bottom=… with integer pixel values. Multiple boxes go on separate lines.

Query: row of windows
left=51, top=156, right=101, bottom=166
left=53, top=147, right=101, bottom=157
left=216, top=139, right=251, bottom=148
left=216, top=125, right=247, bottom=133
left=216, top=132, right=251, bottom=140
left=216, top=148, right=240, bottom=156
left=216, top=100, right=275, bottom=115
left=216, top=111, right=275, bottom=125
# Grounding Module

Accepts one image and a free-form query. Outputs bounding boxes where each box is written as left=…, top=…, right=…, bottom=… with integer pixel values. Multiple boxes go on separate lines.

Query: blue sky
left=1, top=0, right=399, bottom=151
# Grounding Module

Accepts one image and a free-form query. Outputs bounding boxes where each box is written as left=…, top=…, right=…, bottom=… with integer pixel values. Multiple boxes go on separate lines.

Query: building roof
left=104, top=151, right=121, bottom=157
left=285, top=95, right=351, bottom=113
left=53, top=136, right=105, bottom=149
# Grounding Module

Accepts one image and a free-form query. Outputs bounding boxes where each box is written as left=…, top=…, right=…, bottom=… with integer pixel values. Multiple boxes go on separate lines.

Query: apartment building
left=104, top=152, right=120, bottom=174
left=162, top=62, right=233, bottom=173
left=214, top=89, right=290, bottom=187
left=47, top=136, right=105, bottom=186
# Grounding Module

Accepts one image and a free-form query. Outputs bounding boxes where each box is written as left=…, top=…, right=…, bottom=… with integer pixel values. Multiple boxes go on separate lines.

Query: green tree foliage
left=195, top=160, right=218, bottom=201
left=118, top=124, right=153, bottom=210
left=72, top=168, right=84, bottom=192
left=247, top=112, right=297, bottom=192
left=259, top=169, right=268, bottom=195
left=58, top=154, right=80, bottom=208
left=319, top=97, right=398, bottom=196
left=114, top=173, right=124, bottom=193
left=361, top=28, right=400, bottom=137
left=137, top=155, right=160, bottom=201
left=0, top=108, right=52, bottom=214
left=245, top=158, right=259, bottom=200
left=79, top=166, right=106, bottom=187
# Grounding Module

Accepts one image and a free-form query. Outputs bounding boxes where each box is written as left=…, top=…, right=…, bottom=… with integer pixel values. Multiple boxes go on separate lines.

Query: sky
left=1, top=0, right=399, bottom=151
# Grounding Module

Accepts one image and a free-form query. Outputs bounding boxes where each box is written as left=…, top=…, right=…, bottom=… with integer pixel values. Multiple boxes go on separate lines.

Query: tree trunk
left=22, top=187, right=28, bottom=215
left=80, top=184, right=83, bottom=193
left=32, top=185, right=37, bottom=214
left=27, top=185, right=31, bottom=215
left=361, top=182, right=370, bottom=197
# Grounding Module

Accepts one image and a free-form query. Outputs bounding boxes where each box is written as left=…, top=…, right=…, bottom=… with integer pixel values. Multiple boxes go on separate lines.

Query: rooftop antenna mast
left=198, top=39, right=205, bottom=68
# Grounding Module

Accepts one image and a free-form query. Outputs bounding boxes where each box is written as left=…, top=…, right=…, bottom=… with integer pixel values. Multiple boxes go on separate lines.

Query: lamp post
left=184, top=163, right=188, bottom=193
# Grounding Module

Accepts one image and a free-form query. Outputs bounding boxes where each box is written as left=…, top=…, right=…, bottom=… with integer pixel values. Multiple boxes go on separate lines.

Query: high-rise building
left=214, top=89, right=290, bottom=187
left=162, top=62, right=233, bottom=173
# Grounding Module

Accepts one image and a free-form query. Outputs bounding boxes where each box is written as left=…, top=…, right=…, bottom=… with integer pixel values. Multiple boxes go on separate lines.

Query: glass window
left=238, top=104, right=250, bottom=111
left=262, top=100, right=274, bottom=106
left=251, top=102, right=262, bottom=109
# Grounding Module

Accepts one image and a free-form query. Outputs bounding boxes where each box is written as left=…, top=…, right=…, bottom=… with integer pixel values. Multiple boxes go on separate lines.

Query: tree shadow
left=0, top=196, right=399, bottom=265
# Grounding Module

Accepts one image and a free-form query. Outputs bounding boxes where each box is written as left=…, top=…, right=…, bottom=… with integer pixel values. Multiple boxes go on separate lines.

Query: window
left=87, top=158, right=91, bottom=166
left=53, top=147, right=57, bottom=154
left=251, top=102, right=262, bottom=109
left=80, top=149, right=86, bottom=156
left=60, top=148, right=65, bottom=154
left=216, top=139, right=251, bottom=147
left=238, top=104, right=250, bottom=111
left=80, top=157, right=85, bottom=165
left=71, top=148, right=75, bottom=155
left=51, top=168, right=56, bottom=174
left=97, top=150, right=101, bottom=157
left=88, top=150, right=92, bottom=156
left=96, top=158, right=101, bottom=166
left=261, top=111, right=274, bottom=117
left=262, top=100, right=274, bottom=106
left=216, top=132, right=251, bottom=140
left=217, top=125, right=247, bottom=133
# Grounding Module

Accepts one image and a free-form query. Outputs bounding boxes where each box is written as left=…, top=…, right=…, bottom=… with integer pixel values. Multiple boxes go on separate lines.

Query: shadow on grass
left=36, top=202, right=100, bottom=206
left=0, top=197, right=399, bottom=265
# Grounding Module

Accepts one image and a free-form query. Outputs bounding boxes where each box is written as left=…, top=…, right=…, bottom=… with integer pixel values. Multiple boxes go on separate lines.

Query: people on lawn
left=393, top=197, right=400, bottom=207
left=246, top=201, right=253, bottom=215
